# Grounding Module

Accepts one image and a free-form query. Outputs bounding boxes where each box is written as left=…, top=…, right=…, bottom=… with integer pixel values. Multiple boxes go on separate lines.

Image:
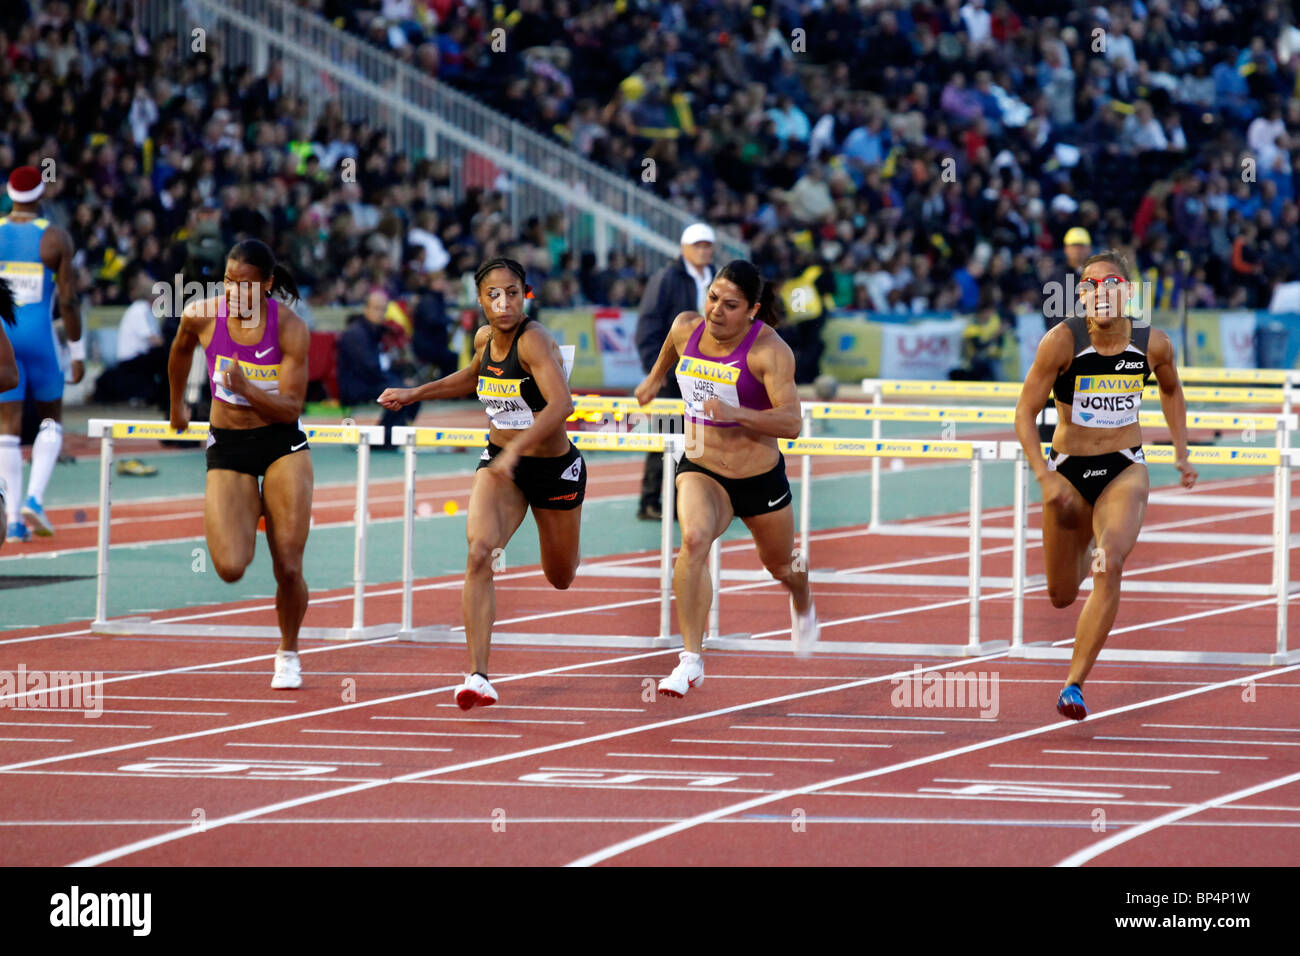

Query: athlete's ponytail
left=227, top=239, right=300, bottom=303
left=715, top=259, right=784, bottom=327
left=0, top=279, right=15, bottom=326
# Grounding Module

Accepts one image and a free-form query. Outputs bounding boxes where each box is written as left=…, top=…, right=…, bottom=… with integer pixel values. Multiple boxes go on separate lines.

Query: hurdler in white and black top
left=475, top=316, right=586, bottom=510
left=1045, top=316, right=1151, bottom=505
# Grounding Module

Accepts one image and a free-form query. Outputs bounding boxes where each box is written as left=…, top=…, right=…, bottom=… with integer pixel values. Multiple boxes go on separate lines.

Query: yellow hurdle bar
left=863, top=377, right=1290, bottom=406
left=781, top=437, right=978, bottom=459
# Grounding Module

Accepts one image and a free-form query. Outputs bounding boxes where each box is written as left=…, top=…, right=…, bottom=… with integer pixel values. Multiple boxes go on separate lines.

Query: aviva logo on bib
left=214, top=355, right=281, bottom=383
left=678, top=357, right=740, bottom=385
left=1075, top=374, right=1143, bottom=394
left=477, top=378, right=523, bottom=398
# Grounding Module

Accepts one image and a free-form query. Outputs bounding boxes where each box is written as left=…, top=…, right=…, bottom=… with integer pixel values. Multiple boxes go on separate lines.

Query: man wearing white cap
left=633, top=222, right=715, bottom=520
left=0, top=165, right=83, bottom=543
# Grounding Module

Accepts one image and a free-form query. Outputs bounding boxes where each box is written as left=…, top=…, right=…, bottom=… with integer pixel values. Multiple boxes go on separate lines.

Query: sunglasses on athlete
left=1077, top=275, right=1126, bottom=293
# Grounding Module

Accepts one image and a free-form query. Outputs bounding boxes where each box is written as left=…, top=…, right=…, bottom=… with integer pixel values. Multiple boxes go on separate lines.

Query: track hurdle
left=389, top=422, right=1008, bottom=658
left=389, top=424, right=682, bottom=649
left=1004, top=441, right=1300, bottom=666
left=86, top=419, right=392, bottom=641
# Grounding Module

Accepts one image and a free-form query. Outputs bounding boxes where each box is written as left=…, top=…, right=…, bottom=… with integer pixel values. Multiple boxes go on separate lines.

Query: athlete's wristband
left=68, top=338, right=86, bottom=361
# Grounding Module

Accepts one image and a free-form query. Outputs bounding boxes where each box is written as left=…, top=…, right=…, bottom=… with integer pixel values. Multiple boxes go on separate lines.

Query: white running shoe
left=455, top=673, right=498, bottom=710
left=657, top=651, right=704, bottom=698
left=271, top=649, right=302, bottom=689
left=791, top=597, right=819, bottom=659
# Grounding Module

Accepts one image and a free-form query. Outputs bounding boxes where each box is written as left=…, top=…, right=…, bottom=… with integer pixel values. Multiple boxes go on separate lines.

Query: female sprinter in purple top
left=167, top=240, right=314, bottom=690
left=635, top=259, right=818, bottom=697
left=378, top=257, right=582, bottom=710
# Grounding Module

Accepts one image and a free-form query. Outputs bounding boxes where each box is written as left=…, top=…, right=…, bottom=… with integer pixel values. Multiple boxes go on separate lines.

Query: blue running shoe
left=1057, top=684, right=1088, bottom=721
left=6, top=521, right=31, bottom=543
left=21, top=497, right=53, bottom=536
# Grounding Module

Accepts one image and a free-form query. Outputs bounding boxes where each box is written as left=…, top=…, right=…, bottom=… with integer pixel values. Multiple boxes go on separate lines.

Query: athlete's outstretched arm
left=378, top=326, right=485, bottom=408
left=634, top=311, right=696, bottom=405
left=168, top=300, right=209, bottom=431
left=1014, top=324, right=1072, bottom=481
left=705, top=335, right=802, bottom=438
left=226, top=310, right=310, bottom=424
left=1149, top=329, right=1196, bottom=488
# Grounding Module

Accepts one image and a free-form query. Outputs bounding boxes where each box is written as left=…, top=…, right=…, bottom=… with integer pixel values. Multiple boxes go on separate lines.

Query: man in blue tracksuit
left=0, top=166, right=84, bottom=542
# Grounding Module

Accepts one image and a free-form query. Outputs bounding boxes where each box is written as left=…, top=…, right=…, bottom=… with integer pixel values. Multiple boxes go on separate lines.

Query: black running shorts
left=206, top=422, right=310, bottom=477
left=675, top=453, right=792, bottom=518
left=477, top=441, right=586, bottom=510
left=1046, top=445, right=1145, bottom=506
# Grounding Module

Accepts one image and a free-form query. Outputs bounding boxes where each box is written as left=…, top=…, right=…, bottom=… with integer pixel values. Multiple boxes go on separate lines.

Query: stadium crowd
left=0, top=0, right=1298, bottom=395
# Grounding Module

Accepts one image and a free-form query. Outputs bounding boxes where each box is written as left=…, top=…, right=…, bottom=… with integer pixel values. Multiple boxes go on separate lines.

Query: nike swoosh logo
left=290, top=440, right=308, bottom=452
left=768, top=492, right=789, bottom=507
left=255, top=347, right=273, bottom=359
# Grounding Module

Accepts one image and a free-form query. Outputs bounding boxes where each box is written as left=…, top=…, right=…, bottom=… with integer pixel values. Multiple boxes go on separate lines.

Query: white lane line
left=564, top=661, right=1300, bottom=867
left=226, top=743, right=453, bottom=754
left=788, top=712, right=994, bottom=723
left=1057, top=770, right=1300, bottom=867
left=0, top=649, right=670, bottom=774
left=370, top=715, right=584, bottom=726
left=97, top=709, right=229, bottom=716
left=1095, top=735, right=1300, bottom=748
left=729, top=724, right=943, bottom=735
left=299, top=728, right=522, bottom=740
left=671, top=738, right=892, bottom=750
left=537, top=765, right=776, bottom=777
left=1044, top=749, right=1267, bottom=761
left=0, top=769, right=384, bottom=784
left=147, top=755, right=382, bottom=766
left=0, top=736, right=73, bottom=743
left=1143, top=723, right=1300, bottom=734
left=989, top=763, right=1219, bottom=775
left=434, top=704, right=644, bottom=713
left=932, top=777, right=1173, bottom=790
left=67, top=653, right=1006, bottom=867
left=607, top=751, right=834, bottom=763
left=0, top=721, right=151, bottom=729
left=105, top=696, right=298, bottom=705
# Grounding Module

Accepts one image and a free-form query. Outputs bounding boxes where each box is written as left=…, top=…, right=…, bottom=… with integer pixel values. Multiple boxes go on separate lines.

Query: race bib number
left=213, top=355, right=281, bottom=406
left=676, top=355, right=740, bottom=420
left=478, top=377, right=534, bottom=430
left=1071, top=373, right=1143, bottom=428
left=0, top=261, right=44, bottom=307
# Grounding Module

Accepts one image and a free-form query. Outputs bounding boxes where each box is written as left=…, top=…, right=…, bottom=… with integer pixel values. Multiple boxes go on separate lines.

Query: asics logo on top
left=1114, top=359, right=1144, bottom=370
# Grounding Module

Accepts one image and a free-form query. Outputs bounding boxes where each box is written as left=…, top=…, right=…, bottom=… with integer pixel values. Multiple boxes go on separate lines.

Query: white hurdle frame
left=392, top=425, right=683, bottom=649
left=87, top=419, right=391, bottom=641
left=1005, top=441, right=1299, bottom=666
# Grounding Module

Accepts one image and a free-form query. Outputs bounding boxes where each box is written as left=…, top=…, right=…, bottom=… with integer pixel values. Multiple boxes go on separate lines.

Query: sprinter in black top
left=1015, top=250, right=1196, bottom=720
left=378, top=257, right=582, bottom=710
